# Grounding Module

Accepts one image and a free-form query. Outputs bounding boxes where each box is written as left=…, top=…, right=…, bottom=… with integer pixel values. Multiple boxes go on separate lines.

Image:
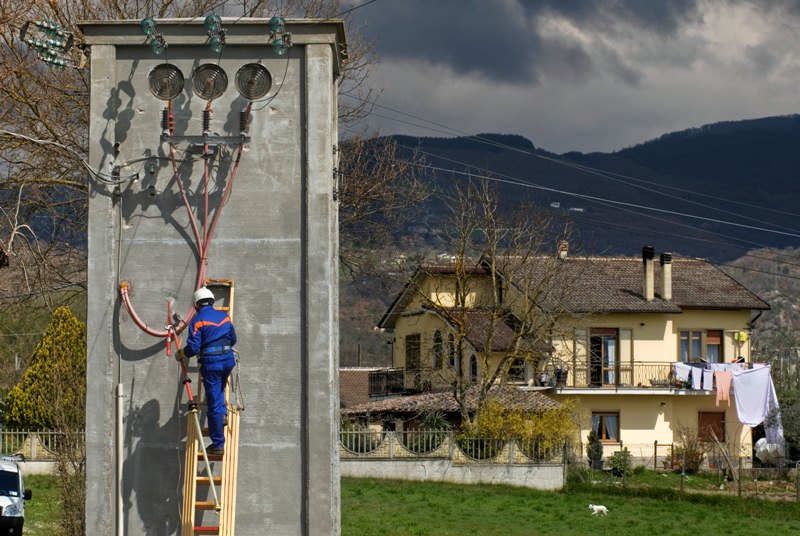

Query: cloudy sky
left=344, top=0, right=800, bottom=154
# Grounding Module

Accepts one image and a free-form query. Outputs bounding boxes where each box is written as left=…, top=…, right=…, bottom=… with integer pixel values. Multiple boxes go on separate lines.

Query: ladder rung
left=196, top=476, right=222, bottom=485
left=195, top=501, right=218, bottom=510
left=198, top=452, right=223, bottom=461
left=193, top=526, right=220, bottom=534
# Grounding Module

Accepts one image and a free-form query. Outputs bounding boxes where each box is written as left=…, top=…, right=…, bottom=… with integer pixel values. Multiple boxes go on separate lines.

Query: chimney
left=557, top=240, right=569, bottom=259
left=660, top=252, right=672, bottom=301
left=642, top=245, right=655, bottom=301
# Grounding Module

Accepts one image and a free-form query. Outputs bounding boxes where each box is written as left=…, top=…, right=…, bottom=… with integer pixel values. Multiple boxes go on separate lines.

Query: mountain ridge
left=389, top=114, right=800, bottom=262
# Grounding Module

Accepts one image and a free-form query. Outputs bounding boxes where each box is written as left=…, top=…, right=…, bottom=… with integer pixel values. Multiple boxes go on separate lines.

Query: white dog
left=588, top=504, right=608, bottom=516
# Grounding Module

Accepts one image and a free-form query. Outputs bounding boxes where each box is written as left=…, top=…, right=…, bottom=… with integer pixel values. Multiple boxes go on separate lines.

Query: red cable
left=120, top=101, right=250, bottom=339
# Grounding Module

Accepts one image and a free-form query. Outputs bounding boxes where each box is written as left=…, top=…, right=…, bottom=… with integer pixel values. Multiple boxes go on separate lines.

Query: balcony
left=543, top=361, right=695, bottom=390
left=368, top=368, right=405, bottom=398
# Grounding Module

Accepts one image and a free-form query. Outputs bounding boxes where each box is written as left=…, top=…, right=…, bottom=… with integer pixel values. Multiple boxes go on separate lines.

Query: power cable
left=0, top=129, right=139, bottom=184
left=341, top=93, right=800, bottom=226
left=339, top=125, right=800, bottom=272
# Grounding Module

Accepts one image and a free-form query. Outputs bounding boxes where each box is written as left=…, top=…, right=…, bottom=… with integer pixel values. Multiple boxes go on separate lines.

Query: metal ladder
left=181, top=279, right=241, bottom=535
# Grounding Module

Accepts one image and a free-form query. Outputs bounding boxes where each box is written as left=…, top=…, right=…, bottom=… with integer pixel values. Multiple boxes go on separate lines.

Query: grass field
left=23, top=472, right=800, bottom=535
left=342, top=476, right=800, bottom=535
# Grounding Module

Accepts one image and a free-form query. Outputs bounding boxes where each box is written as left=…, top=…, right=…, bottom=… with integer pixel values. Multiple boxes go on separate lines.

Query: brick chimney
left=557, top=240, right=568, bottom=259
left=660, top=252, right=672, bottom=301
left=642, top=245, right=655, bottom=301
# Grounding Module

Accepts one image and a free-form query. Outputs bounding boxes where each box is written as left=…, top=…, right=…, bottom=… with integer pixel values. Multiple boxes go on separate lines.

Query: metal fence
left=339, top=430, right=564, bottom=464
left=568, top=441, right=751, bottom=472
left=0, top=430, right=82, bottom=460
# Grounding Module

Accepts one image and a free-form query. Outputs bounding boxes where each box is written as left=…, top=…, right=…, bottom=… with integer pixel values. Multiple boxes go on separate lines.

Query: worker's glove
left=175, top=349, right=185, bottom=362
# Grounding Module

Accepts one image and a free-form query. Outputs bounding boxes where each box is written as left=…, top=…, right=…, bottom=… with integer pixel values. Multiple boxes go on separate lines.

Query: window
left=405, top=334, right=420, bottom=372
left=590, top=328, right=618, bottom=386
left=447, top=334, right=456, bottom=368
left=592, top=412, right=620, bottom=443
left=706, top=330, right=722, bottom=363
left=432, top=330, right=443, bottom=369
left=508, top=358, right=526, bottom=383
left=698, top=412, right=725, bottom=442
left=679, top=330, right=723, bottom=363
left=470, top=355, right=478, bottom=383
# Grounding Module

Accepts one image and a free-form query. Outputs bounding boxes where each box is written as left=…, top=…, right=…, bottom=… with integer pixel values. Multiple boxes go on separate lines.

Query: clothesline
left=671, top=362, right=784, bottom=452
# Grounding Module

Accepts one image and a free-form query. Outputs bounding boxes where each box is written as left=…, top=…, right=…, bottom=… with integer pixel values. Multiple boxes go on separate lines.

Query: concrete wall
left=341, top=460, right=564, bottom=490
left=80, top=18, right=344, bottom=535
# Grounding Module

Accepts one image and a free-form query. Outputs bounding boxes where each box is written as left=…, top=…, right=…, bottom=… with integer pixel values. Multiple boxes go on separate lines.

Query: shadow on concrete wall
left=122, top=395, right=183, bottom=536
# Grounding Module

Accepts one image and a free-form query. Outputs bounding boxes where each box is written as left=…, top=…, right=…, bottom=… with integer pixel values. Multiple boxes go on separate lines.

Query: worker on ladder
left=177, top=287, right=237, bottom=455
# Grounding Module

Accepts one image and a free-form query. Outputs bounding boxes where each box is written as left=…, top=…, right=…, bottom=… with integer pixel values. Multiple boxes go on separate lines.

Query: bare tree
left=337, top=134, right=430, bottom=274
left=407, top=176, right=581, bottom=423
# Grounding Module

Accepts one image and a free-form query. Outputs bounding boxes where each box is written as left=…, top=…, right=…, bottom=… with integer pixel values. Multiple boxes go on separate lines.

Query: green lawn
left=24, top=472, right=800, bottom=535
left=342, top=476, right=800, bottom=535
left=23, top=474, right=62, bottom=536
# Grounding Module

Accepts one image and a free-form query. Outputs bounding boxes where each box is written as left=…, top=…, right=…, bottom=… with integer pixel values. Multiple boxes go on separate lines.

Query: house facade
left=375, top=245, right=772, bottom=463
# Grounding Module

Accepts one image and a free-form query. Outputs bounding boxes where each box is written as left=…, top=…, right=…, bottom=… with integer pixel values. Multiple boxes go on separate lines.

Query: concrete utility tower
left=79, top=18, right=345, bottom=535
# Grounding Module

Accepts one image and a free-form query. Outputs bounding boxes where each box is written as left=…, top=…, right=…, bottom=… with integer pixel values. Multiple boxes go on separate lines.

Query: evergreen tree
left=4, top=306, right=86, bottom=429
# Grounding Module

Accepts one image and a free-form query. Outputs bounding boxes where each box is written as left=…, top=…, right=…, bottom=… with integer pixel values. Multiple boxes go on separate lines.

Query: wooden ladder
left=180, top=279, right=241, bottom=535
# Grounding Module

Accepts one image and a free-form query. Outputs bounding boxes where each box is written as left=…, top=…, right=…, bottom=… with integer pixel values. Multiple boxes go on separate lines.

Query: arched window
left=447, top=334, right=456, bottom=368
left=432, top=330, right=443, bottom=369
left=470, top=354, right=478, bottom=383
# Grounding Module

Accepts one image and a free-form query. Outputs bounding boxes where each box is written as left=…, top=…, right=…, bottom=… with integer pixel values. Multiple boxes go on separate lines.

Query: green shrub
left=609, top=448, right=632, bottom=477
left=586, top=430, right=603, bottom=470
left=674, top=425, right=708, bottom=474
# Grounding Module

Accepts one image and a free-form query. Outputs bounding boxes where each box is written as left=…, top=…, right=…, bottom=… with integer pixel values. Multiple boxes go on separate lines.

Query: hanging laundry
left=691, top=366, right=702, bottom=390
left=710, top=362, right=746, bottom=373
left=715, top=371, right=732, bottom=407
left=702, top=369, right=714, bottom=391
left=732, top=365, right=784, bottom=448
left=674, top=362, right=691, bottom=383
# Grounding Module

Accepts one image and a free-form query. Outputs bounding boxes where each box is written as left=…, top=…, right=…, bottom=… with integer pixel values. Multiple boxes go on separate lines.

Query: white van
left=0, top=457, right=32, bottom=536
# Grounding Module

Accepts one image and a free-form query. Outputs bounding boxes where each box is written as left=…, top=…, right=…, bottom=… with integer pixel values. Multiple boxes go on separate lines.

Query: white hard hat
left=193, top=287, right=215, bottom=304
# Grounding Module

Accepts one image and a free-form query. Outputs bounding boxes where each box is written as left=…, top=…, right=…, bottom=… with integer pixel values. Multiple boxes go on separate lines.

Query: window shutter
left=619, top=328, right=632, bottom=364
left=574, top=328, right=588, bottom=361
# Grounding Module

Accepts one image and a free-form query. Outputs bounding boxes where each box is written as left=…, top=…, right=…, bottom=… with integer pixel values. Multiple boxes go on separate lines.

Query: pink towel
left=716, top=371, right=732, bottom=407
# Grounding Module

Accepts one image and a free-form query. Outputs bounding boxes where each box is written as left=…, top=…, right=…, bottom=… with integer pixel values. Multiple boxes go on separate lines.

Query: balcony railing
left=368, top=368, right=405, bottom=397
left=545, top=361, right=688, bottom=389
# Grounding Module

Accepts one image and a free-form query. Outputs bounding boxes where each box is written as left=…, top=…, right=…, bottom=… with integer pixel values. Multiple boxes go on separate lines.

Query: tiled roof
left=341, top=385, right=561, bottom=417
left=502, top=255, right=769, bottom=313
left=378, top=253, right=769, bottom=329
left=454, top=310, right=552, bottom=353
left=339, top=368, right=381, bottom=408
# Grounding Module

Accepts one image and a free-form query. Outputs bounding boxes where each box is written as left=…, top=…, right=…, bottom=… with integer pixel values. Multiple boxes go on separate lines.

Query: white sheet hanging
left=732, top=365, right=784, bottom=446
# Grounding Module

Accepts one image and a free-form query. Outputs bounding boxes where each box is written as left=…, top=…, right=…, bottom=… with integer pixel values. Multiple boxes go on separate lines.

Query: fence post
left=654, top=440, right=658, bottom=472
left=448, top=431, right=455, bottom=461
left=796, top=461, right=800, bottom=502
left=30, top=433, right=37, bottom=460
left=738, top=457, right=742, bottom=497
left=680, top=452, right=685, bottom=492
left=388, top=431, right=395, bottom=459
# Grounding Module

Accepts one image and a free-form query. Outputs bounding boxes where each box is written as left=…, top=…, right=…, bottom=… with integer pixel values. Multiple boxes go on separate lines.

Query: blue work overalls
left=184, top=304, right=237, bottom=450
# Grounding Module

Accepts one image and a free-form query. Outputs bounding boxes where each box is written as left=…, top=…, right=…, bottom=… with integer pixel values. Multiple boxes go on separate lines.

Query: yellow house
left=375, top=245, right=772, bottom=464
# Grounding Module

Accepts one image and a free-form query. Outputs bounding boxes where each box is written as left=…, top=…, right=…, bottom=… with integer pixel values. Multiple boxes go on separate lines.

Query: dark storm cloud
left=353, top=0, right=704, bottom=85
left=355, top=1, right=546, bottom=83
